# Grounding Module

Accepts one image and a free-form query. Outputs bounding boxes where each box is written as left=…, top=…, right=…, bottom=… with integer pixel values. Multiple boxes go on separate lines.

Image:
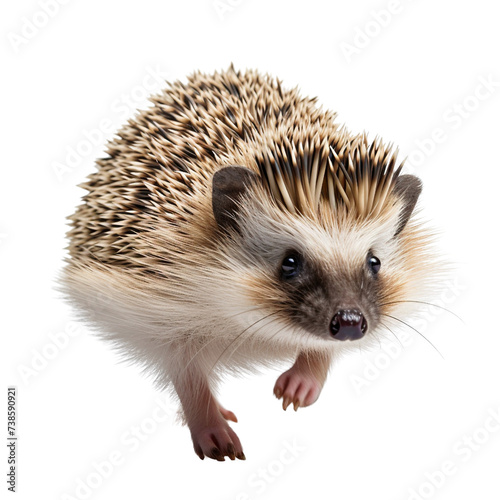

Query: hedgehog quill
left=61, top=66, right=438, bottom=461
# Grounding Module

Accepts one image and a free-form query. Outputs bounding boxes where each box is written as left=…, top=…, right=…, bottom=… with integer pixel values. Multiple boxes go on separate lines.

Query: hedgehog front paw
left=273, top=368, right=323, bottom=411
left=190, top=420, right=245, bottom=461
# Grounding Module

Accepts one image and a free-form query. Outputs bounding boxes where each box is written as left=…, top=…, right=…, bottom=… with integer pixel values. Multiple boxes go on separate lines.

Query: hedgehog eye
left=367, top=255, right=381, bottom=274
left=281, top=253, right=301, bottom=279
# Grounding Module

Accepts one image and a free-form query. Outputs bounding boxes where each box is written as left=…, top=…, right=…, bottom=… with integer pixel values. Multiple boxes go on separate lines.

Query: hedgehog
left=60, top=65, right=438, bottom=462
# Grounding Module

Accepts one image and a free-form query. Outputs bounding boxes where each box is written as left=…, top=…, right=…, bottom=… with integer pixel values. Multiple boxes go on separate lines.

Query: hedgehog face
left=213, top=165, right=426, bottom=348
left=275, top=245, right=379, bottom=342
left=235, top=206, right=399, bottom=345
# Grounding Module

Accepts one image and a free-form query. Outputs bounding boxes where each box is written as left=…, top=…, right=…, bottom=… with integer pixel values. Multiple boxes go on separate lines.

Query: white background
left=2, top=1, right=499, bottom=499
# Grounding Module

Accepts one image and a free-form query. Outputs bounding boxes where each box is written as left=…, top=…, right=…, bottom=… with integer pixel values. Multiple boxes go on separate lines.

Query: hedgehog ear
left=212, top=166, right=259, bottom=231
left=393, top=175, right=422, bottom=236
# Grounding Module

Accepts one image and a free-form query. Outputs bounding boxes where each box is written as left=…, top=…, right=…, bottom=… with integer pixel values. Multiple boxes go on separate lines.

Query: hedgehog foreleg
left=273, top=351, right=331, bottom=411
left=172, top=364, right=245, bottom=461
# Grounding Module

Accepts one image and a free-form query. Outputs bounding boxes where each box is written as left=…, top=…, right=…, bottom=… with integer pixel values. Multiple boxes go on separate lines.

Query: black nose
left=330, top=309, right=367, bottom=341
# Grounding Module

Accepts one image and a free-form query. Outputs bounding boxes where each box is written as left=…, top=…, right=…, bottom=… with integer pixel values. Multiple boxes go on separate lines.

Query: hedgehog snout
left=330, top=309, right=367, bottom=341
